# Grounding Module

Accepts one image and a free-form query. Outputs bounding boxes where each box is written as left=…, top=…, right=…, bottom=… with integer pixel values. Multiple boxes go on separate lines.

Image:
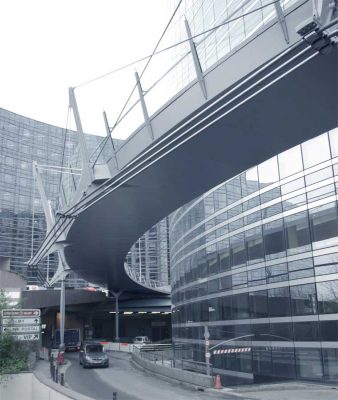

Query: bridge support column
left=111, top=291, right=123, bottom=342
left=184, top=19, right=207, bottom=100
left=135, top=71, right=154, bottom=140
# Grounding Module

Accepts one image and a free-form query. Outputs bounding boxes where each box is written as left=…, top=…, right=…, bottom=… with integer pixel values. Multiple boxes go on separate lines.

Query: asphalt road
left=65, top=352, right=237, bottom=400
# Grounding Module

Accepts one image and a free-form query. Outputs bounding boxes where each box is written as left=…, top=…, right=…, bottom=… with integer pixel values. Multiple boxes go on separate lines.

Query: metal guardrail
left=124, top=265, right=170, bottom=293
left=134, top=343, right=213, bottom=375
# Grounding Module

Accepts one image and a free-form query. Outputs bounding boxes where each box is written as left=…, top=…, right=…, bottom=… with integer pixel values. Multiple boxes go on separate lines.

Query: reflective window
left=321, top=320, right=338, bottom=341
left=329, top=127, right=338, bottom=157
left=288, top=258, right=314, bottom=280
left=232, top=271, right=248, bottom=288
left=271, top=347, right=296, bottom=379
left=302, top=133, right=331, bottom=168
left=248, top=267, right=266, bottom=287
left=293, top=321, right=320, bottom=341
left=258, top=156, right=279, bottom=188
left=282, top=194, right=307, bottom=211
left=307, top=184, right=335, bottom=203
left=305, top=166, right=333, bottom=186
left=217, top=239, right=231, bottom=271
left=232, top=293, right=249, bottom=319
left=230, top=233, right=246, bottom=268
left=263, top=219, right=286, bottom=259
left=260, top=186, right=281, bottom=204
left=245, top=226, right=264, bottom=264
left=249, top=290, right=268, bottom=318
left=317, top=280, right=338, bottom=314
left=295, top=349, right=323, bottom=380
left=278, top=145, right=303, bottom=179
left=290, top=283, right=317, bottom=315
left=323, top=349, right=338, bottom=383
left=241, top=166, right=259, bottom=196
left=269, top=322, right=293, bottom=341
left=268, top=287, right=291, bottom=317
left=266, top=263, right=288, bottom=283
left=309, top=202, right=338, bottom=248
left=284, top=211, right=311, bottom=255
left=281, top=177, right=304, bottom=195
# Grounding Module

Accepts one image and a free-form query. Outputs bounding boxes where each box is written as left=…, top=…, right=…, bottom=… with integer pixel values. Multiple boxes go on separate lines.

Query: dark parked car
left=79, top=342, right=109, bottom=368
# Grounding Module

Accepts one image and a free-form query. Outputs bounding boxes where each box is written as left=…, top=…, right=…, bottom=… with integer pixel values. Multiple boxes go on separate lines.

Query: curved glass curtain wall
left=0, top=107, right=87, bottom=288
left=170, top=128, right=338, bottom=385
left=125, top=218, right=171, bottom=292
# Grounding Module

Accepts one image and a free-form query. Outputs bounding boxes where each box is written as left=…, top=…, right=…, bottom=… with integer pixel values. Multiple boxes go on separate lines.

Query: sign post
left=1, top=309, right=41, bottom=342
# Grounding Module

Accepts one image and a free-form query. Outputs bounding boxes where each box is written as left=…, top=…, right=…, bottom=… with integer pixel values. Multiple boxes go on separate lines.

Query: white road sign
left=2, top=317, right=40, bottom=325
left=2, top=325, right=40, bottom=333
left=12, top=333, right=40, bottom=341
left=2, top=309, right=40, bottom=317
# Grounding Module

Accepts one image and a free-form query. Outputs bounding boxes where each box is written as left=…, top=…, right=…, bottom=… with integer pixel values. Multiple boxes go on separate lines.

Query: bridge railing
left=89, top=0, right=300, bottom=166
left=124, top=264, right=171, bottom=293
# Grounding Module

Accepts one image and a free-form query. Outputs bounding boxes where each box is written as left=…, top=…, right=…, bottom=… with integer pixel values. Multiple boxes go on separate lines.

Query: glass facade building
left=170, top=128, right=338, bottom=385
left=0, top=107, right=101, bottom=288
left=126, top=217, right=170, bottom=288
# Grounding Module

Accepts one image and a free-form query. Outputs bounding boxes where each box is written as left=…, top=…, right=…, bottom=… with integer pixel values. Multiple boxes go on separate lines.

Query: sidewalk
left=205, top=382, right=338, bottom=400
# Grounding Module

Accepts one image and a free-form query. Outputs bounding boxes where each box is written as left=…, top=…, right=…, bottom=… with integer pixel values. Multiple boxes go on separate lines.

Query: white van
left=133, top=336, right=151, bottom=345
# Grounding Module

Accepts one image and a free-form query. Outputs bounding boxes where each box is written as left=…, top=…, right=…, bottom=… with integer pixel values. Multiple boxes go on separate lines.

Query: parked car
left=79, top=342, right=109, bottom=368
left=133, top=336, right=151, bottom=345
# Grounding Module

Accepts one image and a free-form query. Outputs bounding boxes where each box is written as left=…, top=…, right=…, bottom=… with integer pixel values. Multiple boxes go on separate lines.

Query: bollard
left=113, top=392, right=117, bottom=400
left=55, top=367, right=59, bottom=383
left=60, top=372, right=65, bottom=386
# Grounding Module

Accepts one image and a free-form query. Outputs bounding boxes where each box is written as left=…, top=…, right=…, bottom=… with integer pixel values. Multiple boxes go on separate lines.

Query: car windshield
left=86, top=345, right=103, bottom=353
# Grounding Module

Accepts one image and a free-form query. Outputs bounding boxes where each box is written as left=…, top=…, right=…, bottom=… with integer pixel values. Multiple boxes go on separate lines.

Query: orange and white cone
left=214, top=374, right=222, bottom=389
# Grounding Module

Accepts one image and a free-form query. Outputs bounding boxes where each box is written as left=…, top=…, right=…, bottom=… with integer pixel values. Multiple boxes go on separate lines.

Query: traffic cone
left=214, top=374, right=222, bottom=389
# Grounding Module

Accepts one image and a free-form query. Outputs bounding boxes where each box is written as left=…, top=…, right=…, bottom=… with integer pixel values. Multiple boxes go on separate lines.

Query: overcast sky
left=0, top=0, right=174, bottom=137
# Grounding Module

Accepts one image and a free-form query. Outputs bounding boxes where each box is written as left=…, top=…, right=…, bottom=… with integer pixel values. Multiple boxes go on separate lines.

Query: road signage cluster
left=1, top=309, right=41, bottom=342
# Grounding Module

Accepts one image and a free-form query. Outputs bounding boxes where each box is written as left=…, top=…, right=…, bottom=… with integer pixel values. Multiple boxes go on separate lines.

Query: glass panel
left=230, top=233, right=246, bottom=268
left=278, top=145, right=303, bottom=179
left=248, top=267, right=266, bottom=287
left=295, top=348, right=323, bottom=380
left=258, top=156, right=279, bottom=188
left=290, top=283, right=317, bottom=315
left=232, top=293, right=249, bottom=319
left=323, top=348, right=338, bottom=383
left=307, top=184, right=335, bottom=202
left=218, top=239, right=231, bottom=272
left=241, top=166, right=259, bottom=197
left=305, top=166, right=333, bottom=186
left=281, top=177, right=305, bottom=195
left=320, top=320, right=338, bottom=341
left=232, top=271, right=248, bottom=288
left=249, top=290, right=268, bottom=318
left=263, top=219, right=286, bottom=260
left=284, top=211, right=311, bottom=255
left=271, top=348, right=296, bottom=379
left=302, top=133, right=331, bottom=168
left=317, top=280, right=338, bottom=314
left=245, top=226, right=264, bottom=264
left=293, top=321, right=320, bottom=341
left=329, top=127, right=338, bottom=157
left=268, top=287, right=291, bottom=317
left=309, top=202, right=338, bottom=249
left=282, top=194, right=307, bottom=211
left=266, top=263, right=288, bottom=283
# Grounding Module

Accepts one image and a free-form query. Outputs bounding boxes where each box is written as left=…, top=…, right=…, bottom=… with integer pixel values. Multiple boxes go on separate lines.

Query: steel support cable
left=30, top=44, right=317, bottom=265
left=74, top=0, right=280, bottom=90
left=91, top=0, right=184, bottom=167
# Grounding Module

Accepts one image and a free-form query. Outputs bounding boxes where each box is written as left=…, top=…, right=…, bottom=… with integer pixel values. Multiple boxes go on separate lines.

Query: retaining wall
left=131, top=352, right=214, bottom=388
left=0, top=372, right=93, bottom=400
